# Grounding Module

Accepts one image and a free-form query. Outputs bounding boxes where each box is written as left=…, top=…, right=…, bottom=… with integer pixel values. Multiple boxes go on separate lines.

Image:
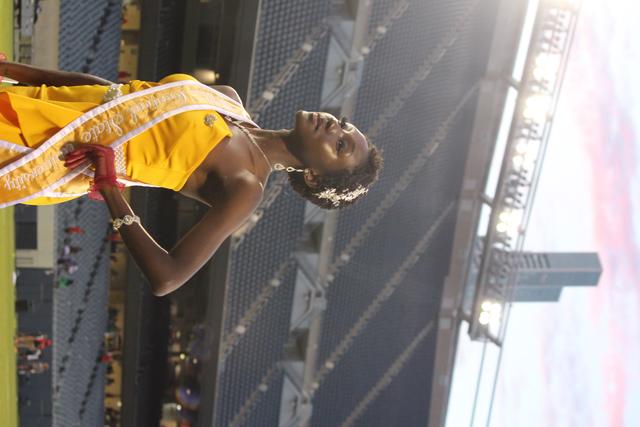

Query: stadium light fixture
left=522, top=94, right=552, bottom=122
left=478, top=300, right=502, bottom=328
left=532, top=52, right=561, bottom=82
left=478, top=311, right=491, bottom=326
left=469, top=0, right=581, bottom=342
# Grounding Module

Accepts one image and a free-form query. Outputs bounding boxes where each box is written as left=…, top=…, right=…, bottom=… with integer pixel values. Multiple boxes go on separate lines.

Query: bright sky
left=447, top=1, right=640, bottom=426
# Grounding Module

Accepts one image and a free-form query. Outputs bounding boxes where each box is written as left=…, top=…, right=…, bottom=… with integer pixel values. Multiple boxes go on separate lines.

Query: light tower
left=512, top=252, right=601, bottom=302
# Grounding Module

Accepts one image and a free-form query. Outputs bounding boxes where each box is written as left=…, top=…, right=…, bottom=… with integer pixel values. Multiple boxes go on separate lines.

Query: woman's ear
left=303, top=169, right=320, bottom=189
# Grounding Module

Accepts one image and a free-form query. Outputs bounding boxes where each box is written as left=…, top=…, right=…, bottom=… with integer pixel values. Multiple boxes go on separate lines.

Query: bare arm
left=1, top=61, right=115, bottom=86
left=99, top=174, right=262, bottom=296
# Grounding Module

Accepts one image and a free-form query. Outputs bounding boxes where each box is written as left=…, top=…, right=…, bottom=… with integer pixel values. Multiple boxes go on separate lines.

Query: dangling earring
left=274, top=163, right=306, bottom=173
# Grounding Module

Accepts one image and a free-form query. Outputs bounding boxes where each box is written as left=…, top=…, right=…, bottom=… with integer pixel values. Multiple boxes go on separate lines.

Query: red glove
left=63, top=143, right=124, bottom=201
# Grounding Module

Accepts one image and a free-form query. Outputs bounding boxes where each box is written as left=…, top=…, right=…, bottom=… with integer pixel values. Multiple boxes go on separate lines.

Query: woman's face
left=290, top=110, right=369, bottom=177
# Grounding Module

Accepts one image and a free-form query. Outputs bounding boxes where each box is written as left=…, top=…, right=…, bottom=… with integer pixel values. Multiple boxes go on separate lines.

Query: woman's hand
left=0, top=53, right=11, bottom=83
left=1, top=55, right=21, bottom=85
left=63, top=143, right=123, bottom=200
left=63, top=143, right=116, bottom=176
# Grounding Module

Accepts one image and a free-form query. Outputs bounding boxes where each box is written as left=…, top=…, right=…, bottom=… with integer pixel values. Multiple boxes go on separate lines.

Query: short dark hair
left=288, top=142, right=383, bottom=210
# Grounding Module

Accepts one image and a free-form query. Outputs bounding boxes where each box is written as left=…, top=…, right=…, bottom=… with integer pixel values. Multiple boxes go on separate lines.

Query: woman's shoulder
left=232, top=170, right=264, bottom=194
left=203, top=169, right=263, bottom=209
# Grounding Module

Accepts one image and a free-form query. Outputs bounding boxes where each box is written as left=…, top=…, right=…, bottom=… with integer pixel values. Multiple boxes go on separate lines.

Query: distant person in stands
left=15, top=333, right=53, bottom=351
left=100, top=351, right=121, bottom=364
left=18, top=361, right=49, bottom=376
left=0, top=60, right=383, bottom=296
left=20, top=347, right=42, bottom=362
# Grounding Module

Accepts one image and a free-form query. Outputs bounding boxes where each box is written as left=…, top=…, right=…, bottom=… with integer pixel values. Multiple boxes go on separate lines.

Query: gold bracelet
left=111, top=214, right=140, bottom=232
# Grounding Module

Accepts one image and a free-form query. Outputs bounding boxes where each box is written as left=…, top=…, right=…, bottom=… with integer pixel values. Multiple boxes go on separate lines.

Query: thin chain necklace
left=232, top=120, right=274, bottom=173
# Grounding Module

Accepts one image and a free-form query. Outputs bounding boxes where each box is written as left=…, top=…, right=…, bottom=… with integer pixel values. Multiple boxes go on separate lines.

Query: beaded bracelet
left=111, top=214, right=140, bottom=232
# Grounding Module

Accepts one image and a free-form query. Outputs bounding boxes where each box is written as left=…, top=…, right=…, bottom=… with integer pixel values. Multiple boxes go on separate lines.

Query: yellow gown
left=0, top=74, right=235, bottom=205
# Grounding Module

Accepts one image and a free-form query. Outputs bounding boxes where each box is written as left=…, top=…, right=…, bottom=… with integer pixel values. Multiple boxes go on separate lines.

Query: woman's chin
left=295, top=110, right=307, bottom=123
left=294, top=110, right=310, bottom=132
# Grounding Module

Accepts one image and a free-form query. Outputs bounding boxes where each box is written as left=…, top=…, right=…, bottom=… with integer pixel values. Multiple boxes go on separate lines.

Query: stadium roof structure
left=429, top=0, right=582, bottom=424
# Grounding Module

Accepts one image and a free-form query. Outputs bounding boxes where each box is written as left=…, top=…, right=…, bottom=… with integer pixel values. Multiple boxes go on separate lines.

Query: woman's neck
left=247, top=127, right=303, bottom=176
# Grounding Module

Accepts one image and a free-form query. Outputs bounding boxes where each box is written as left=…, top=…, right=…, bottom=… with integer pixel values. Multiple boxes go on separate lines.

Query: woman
left=0, top=61, right=383, bottom=296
